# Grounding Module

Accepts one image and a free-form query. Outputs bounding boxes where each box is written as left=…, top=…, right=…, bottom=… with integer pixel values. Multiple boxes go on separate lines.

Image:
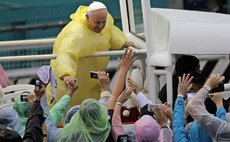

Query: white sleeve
left=100, top=91, right=111, bottom=98
left=134, top=92, right=153, bottom=108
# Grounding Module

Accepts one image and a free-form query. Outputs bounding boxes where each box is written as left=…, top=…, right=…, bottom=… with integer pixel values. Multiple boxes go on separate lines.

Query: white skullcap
left=87, top=1, right=107, bottom=12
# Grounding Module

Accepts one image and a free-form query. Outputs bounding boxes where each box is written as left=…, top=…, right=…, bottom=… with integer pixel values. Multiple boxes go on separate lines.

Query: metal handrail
left=0, top=49, right=147, bottom=62
left=0, top=38, right=55, bottom=49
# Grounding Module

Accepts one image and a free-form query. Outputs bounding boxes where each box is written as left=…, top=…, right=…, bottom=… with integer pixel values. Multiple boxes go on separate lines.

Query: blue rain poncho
left=0, top=107, right=24, bottom=137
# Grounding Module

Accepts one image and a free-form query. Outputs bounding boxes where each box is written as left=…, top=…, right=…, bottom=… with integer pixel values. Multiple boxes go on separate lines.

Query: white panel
left=148, top=8, right=230, bottom=66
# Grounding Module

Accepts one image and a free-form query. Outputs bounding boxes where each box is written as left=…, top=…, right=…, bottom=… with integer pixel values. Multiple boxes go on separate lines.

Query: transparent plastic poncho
left=13, top=96, right=30, bottom=125
left=57, top=99, right=111, bottom=142
left=0, top=107, right=24, bottom=137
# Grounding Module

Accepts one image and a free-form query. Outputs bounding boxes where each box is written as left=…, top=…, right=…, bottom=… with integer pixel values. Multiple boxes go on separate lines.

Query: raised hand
left=118, top=49, right=136, bottom=72
left=34, top=84, right=46, bottom=101
left=205, top=74, right=225, bottom=90
left=66, top=78, right=78, bottom=97
left=127, top=78, right=141, bottom=94
left=160, top=103, right=173, bottom=122
left=117, top=87, right=134, bottom=104
left=153, top=107, right=168, bottom=128
left=210, top=92, right=223, bottom=108
left=97, top=71, right=110, bottom=91
left=64, top=76, right=77, bottom=88
left=177, top=74, right=193, bottom=98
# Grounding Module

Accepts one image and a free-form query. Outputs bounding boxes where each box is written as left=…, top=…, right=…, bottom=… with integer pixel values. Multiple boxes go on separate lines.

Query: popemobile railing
left=1, top=38, right=230, bottom=104
left=0, top=38, right=147, bottom=82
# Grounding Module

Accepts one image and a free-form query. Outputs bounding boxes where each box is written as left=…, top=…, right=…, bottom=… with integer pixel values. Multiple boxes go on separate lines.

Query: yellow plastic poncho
left=46, top=6, right=127, bottom=108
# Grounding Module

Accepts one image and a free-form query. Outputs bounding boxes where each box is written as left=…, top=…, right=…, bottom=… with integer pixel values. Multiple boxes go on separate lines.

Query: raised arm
left=154, top=107, right=173, bottom=142
left=49, top=78, right=78, bottom=124
left=127, top=77, right=153, bottom=107
left=173, top=74, right=193, bottom=142
left=211, top=92, right=227, bottom=121
left=97, top=71, right=111, bottom=106
left=23, top=84, right=46, bottom=142
left=187, top=74, right=230, bottom=141
left=107, top=49, right=135, bottom=110
left=160, top=103, right=173, bottom=127
left=112, top=88, right=133, bottom=141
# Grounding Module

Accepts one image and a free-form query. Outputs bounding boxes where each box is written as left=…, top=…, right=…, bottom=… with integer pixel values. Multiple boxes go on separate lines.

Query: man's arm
left=211, top=92, right=227, bottom=121
left=187, top=74, right=230, bottom=141
left=110, top=25, right=129, bottom=50
left=173, top=98, right=189, bottom=142
left=127, top=78, right=153, bottom=108
left=50, top=78, right=78, bottom=124
left=23, top=85, right=46, bottom=142
left=112, top=88, right=133, bottom=141
left=173, top=74, right=193, bottom=142
left=49, top=95, right=71, bottom=125
left=159, top=127, right=173, bottom=142
left=97, top=71, right=111, bottom=106
left=154, top=107, right=173, bottom=142
left=23, top=101, right=45, bottom=142
left=107, top=49, right=135, bottom=110
left=53, top=29, right=84, bottom=79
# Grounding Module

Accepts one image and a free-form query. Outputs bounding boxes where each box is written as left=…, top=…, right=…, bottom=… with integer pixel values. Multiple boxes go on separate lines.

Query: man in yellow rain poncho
left=46, top=1, right=133, bottom=108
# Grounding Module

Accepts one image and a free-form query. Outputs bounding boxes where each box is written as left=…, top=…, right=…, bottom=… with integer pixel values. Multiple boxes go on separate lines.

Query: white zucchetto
left=87, top=1, right=107, bottom=12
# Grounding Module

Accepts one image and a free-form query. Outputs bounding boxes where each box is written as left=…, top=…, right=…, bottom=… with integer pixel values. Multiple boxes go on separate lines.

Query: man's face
left=87, top=9, right=107, bottom=33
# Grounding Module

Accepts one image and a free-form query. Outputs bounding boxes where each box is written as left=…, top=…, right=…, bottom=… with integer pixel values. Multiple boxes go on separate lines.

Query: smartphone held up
left=20, top=91, right=31, bottom=102
left=20, top=94, right=29, bottom=102
left=90, top=71, right=98, bottom=79
left=147, top=104, right=159, bottom=112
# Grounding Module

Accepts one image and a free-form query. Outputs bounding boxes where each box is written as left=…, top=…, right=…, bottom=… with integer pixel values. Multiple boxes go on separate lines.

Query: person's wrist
left=116, top=101, right=123, bottom=106
left=159, top=122, right=167, bottom=128
left=161, top=125, right=168, bottom=129
left=100, top=91, right=110, bottom=99
left=34, top=97, right=41, bottom=102
left=134, top=89, right=141, bottom=94
left=168, top=115, right=173, bottom=121
left=215, top=102, right=223, bottom=108
left=100, top=87, right=109, bottom=92
left=61, top=74, right=70, bottom=81
left=119, top=67, right=129, bottom=72
left=101, top=89, right=109, bottom=92
left=35, top=97, right=41, bottom=101
left=43, top=133, right=47, bottom=138
left=177, top=94, right=184, bottom=98
left=203, top=85, right=212, bottom=92
left=35, top=93, right=42, bottom=101
left=117, top=99, right=124, bottom=103
left=67, top=91, right=73, bottom=97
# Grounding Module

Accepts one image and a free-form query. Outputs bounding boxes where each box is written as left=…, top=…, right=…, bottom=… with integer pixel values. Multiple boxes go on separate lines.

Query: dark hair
left=175, top=55, right=200, bottom=76
left=191, top=72, right=205, bottom=86
left=0, top=125, right=22, bottom=142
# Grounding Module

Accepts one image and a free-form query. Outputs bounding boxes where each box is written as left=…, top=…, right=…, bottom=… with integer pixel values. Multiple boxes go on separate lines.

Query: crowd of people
left=1, top=1, right=230, bottom=142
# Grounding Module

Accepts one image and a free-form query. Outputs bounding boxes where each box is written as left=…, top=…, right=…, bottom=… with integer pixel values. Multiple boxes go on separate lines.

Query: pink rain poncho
left=0, top=64, right=9, bottom=88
